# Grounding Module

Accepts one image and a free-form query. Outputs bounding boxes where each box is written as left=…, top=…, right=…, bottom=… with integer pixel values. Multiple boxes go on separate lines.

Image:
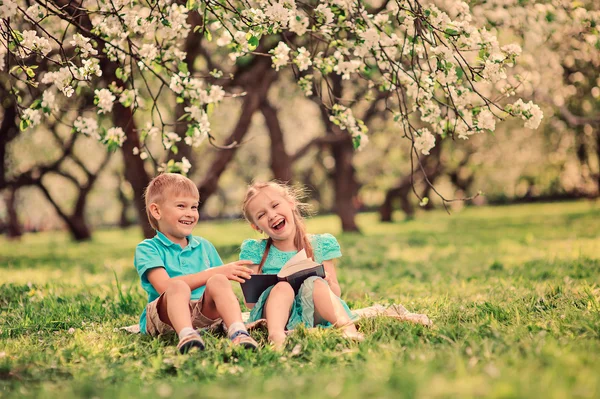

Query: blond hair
left=144, top=173, right=199, bottom=230
left=242, top=181, right=313, bottom=272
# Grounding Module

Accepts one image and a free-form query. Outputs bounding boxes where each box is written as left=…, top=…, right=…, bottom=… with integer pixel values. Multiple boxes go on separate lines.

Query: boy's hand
left=216, top=260, right=254, bottom=283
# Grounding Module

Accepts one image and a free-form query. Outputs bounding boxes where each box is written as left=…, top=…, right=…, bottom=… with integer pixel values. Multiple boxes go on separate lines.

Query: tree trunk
left=595, top=129, right=600, bottom=197
left=322, top=75, right=360, bottom=232
left=198, top=65, right=277, bottom=210
left=171, top=101, right=194, bottom=164
left=117, top=181, right=133, bottom=228
left=68, top=213, right=92, bottom=241
left=330, top=136, right=360, bottom=231
left=112, top=103, right=154, bottom=238
left=4, top=188, right=22, bottom=239
left=0, top=101, right=18, bottom=189
left=380, top=183, right=414, bottom=222
left=36, top=181, right=92, bottom=241
left=380, top=144, right=443, bottom=222
left=261, top=101, right=292, bottom=182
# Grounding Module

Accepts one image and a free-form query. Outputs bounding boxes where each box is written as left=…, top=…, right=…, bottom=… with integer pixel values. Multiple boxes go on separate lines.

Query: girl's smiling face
left=246, top=187, right=297, bottom=247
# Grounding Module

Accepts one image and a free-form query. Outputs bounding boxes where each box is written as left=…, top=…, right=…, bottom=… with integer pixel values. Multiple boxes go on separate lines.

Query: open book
left=240, top=249, right=325, bottom=304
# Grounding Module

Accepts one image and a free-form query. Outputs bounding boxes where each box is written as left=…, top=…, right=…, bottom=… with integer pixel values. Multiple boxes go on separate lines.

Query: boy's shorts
left=145, top=293, right=222, bottom=336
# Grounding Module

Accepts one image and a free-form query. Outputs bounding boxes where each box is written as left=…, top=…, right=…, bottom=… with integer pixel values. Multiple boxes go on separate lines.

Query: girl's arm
left=322, top=260, right=342, bottom=297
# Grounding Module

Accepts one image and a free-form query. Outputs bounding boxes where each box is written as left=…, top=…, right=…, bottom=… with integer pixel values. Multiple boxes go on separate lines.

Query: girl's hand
left=216, top=260, right=254, bottom=283
left=323, top=272, right=334, bottom=285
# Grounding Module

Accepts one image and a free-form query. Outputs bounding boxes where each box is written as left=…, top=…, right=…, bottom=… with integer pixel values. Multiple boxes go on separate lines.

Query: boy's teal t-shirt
left=134, top=231, right=223, bottom=333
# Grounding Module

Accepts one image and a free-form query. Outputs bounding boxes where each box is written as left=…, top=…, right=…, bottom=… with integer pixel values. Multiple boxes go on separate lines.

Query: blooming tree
left=1, top=0, right=543, bottom=169
left=463, top=0, right=600, bottom=196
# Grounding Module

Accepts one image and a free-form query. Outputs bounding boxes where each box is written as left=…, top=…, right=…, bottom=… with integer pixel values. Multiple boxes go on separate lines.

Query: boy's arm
left=146, top=261, right=255, bottom=294
left=323, top=260, right=342, bottom=297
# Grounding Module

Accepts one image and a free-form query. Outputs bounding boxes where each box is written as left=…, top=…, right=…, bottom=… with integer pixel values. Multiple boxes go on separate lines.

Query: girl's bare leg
left=312, top=279, right=363, bottom=340
left=264, top=282, right=295, bottom=348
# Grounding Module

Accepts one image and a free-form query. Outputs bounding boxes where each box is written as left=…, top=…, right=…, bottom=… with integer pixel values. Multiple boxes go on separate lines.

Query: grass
left=0, top=201, right=599, bottom=398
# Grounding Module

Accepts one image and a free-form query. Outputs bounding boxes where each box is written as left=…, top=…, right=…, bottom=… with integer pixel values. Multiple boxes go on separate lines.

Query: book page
left=278, top=249, right=320, bottom=278
left=283, top=248, right=307, bottom=268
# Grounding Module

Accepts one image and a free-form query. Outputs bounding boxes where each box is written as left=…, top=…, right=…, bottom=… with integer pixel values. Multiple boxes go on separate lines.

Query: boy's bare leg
left=264, top=282, right=295, bottom=348
left=201, top=275, right=259, bottom=350
left=312, top=279, right=363, bottom=340
left=200, top=274, right=244, bottom=327
left=157, top=280, right=194, bottom=334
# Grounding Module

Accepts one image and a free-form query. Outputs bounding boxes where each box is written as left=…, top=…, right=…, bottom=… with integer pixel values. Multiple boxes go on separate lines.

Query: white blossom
left=42, top=67, right=75, bottom=97
left=0, top=0, right=18, bottom=19
left=289, top=14, right=309, bottom=36
left=162, top=131, right=181, bottom=150
left=73, top=117, right=100, bottom=140
left=22, top=109, right=42, bottom=128
left=20, top=30, right=52, bottom=57
left=70, top=34, right=97, bottom=58
left=138, top=43, right=159, bottom=63
left=476, top=109, right=496, bottom=131
left=104, top=127, right=126, bottom=147
left=206, top=85, right=225, bottom=103
left=511, top=100, right=544, bottom=129
left=315, top=4, right=334, bottom=25
left=414, top=128, right=435, bottom=155
left=80, top=59, right=102, bottom=80
left=41, top=91, right=58, bottom=114
left=294, top=47, right=312, bottom=71
left=270, top=41, right=290, bottom=71
left=94, top=88, right=116, bottom=114
left=216, top=31, right=233, bottom=47
left=265, top=1, right=290, bottom=28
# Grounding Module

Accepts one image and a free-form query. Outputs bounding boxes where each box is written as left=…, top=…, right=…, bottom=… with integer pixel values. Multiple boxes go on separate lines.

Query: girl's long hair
left=242, top=181, right=313, bottom=273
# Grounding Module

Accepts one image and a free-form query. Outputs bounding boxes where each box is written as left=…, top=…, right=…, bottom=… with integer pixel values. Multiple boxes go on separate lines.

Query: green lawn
left=1, top=201, right=599, bottom=398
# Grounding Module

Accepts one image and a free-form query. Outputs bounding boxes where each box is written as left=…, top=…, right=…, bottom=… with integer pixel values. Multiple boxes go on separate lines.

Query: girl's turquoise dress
left=239, top=233, right=356, bottom=330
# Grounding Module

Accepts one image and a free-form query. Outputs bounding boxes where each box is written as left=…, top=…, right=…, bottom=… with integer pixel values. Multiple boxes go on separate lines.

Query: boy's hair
left=242, top=181, right=313, bottom=271
left=145, top=173, right=199, bottom=230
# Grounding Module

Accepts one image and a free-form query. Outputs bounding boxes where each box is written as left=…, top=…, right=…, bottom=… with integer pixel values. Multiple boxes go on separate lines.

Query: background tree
left=1, top=0, right=548, bottom=237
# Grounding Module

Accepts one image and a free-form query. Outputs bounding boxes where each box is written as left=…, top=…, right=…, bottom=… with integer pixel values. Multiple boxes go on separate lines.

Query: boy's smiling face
left=149, top=191, right=199, bottom=247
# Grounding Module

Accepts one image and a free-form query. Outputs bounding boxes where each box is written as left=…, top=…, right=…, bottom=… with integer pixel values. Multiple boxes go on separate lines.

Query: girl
left=240, top=181, right=363, bottom=348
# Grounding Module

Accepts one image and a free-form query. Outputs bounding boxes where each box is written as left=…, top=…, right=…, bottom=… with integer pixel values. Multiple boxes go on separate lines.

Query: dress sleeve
left=239, top=239, right=265, bottom=265
left=314, top=233, right=342, bottom=263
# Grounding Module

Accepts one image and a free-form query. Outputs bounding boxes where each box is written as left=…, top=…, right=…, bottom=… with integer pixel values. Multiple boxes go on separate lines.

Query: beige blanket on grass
left=119, top=303, right=432, bottom=334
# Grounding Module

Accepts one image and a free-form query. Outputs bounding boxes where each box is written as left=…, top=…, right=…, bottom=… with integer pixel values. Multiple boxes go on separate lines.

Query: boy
left=135, top=173, right=258, bottom=354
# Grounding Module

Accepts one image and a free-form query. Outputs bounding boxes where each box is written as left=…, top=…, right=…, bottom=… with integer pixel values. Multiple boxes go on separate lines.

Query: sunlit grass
left=0, top=200, right=599, bottom=398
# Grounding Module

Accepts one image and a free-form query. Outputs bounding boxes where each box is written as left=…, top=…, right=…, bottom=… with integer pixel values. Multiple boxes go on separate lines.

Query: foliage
left=0, top=0, right=548, bottom=174
left=0, top=201, right=599, bottom=398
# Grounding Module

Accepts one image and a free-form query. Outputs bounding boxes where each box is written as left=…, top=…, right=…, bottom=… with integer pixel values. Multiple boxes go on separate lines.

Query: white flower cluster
left=294, top=47, right=312, bottom=71
left=162, top=131, right=182, bottom=151
left=183, top=106, right=210, bottom=147
left=104, top=127, right=126, bottom=147
left=508, top=99, right=544, bottom=129
left=70, top=34, right=97, bottom=58
left=270, top=42, right=291, bottom=71
left=19, top=30, right=52, bottom=57
left=22, top=109, right=42, bottom=128
left=0, top=0, right=18, bottom=19
left=329, top=105, right=369, bottom=151
left=414, top=128, right=436, bottom=156
left=158, top=157, right=192, bottom=175
left=94, top=89, right=116, bottom=114
left=73, top=117, right=100, bottom=140
left=170, top=73, right=225, bottom=105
